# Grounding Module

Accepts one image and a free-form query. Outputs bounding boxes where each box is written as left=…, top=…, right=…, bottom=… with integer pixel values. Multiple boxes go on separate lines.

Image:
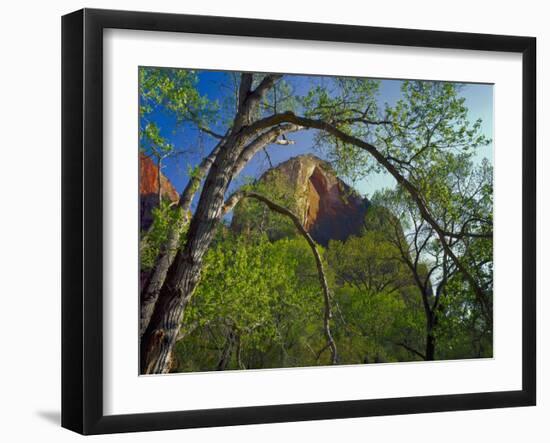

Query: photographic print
left=138, top=67, right=493, bottom=375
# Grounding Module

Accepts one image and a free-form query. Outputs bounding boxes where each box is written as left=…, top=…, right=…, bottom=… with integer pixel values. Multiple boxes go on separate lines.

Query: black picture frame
left=61, top=8, right=536, bottom=435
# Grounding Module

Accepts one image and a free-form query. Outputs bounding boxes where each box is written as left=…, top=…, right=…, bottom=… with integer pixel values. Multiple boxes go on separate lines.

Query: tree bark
left=140, top=133, right=244, bottom=374
left=425, top=314, right=436, bottom=361
left=139, top=143, right=221, bottom=338
left=216, top=328, right=237, bottom=371
left=140, top=74, right=283, bottom=374
left=139, top=124, right=299, bottom=339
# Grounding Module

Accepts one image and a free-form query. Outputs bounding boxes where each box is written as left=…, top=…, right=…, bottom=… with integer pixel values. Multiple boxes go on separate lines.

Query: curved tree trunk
left=139, top=124, right=300, bottom=339
left=140, top=131, right=244, bottom=374
left=140, top=74, right=285, bottom=374
left=139, top=143, right=221, bottom=338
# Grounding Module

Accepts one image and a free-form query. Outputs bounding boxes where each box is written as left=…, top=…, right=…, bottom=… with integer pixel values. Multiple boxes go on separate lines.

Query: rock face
left=232, top=154, right=369, bottom=245
left=140, top=153, right=179, bottom=231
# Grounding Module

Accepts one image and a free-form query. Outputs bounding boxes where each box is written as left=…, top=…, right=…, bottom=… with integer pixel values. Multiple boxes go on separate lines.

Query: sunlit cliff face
left=139, top=152, right=370, bottom=245
left=233, top=154, right=370, bottom=246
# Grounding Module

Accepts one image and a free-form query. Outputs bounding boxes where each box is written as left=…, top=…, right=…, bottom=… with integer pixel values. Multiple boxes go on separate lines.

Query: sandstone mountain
left=140, top=153, right=179, bottom=231
left=231, top=154, right=370, bottom=246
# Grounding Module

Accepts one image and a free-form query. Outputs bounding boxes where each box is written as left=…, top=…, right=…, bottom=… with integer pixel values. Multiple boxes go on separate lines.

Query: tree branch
left=222, top=190, right=338, bottom=364
left=238, top=73, right=253, bottom=109
left=395, top=342, right=426, bottom=360
left=242, top=111, right=492, bottom=324
left=198, top=125, right=225, bottom=140
left=232, top=124, right=302, bottom=179
left=237, top=74, right=283, bottom=127
left=249, top=74, right=283, bottom=105
left=139, top=142, right=222, bottom=338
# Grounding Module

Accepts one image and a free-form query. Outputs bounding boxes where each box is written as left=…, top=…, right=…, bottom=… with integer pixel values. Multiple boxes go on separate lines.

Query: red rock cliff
left=140, top=153, right=179, bottom=231
left=232, top=154, right=369, bottom=245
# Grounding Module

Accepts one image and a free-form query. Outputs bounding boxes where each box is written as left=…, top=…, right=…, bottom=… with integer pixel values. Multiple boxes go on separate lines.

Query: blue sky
left=143, top=70, right=493, bottom=210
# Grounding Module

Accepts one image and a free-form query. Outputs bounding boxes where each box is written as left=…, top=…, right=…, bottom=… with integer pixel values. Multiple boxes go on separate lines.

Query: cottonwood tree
left=140, top=73, right=306, bottom=373
left=140, top=72, right=492, bottom=373
left=139, top=72, right=301, bottom=340
left=372, top=191, right=456, bottom=361
left=373, top=152, right=492, bottom=360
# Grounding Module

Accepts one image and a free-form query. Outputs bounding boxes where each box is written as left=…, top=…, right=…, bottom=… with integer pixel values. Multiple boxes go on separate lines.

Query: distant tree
left=373, top=153, right=493, bottom=360
left=326, top=230, right=424, bottom=363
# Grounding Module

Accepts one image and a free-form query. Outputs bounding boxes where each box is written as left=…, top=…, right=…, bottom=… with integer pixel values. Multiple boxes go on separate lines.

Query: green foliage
left=140, top=201, right=186, bottom=271
left=327, top=232, right=409, bottom=296
left=333, top=284, right=424, bottom=363
left=326, top=230, right=425, bottom=362
left=139, top=67, right=216, bottom=123
left=371, top=172, right=493, bottom=359
left=381, top=81, right=489, bottom=160
left=140, top=71, right=494, bottom=370
left=175, top=234, right=326, bottom=371
left=231, top=169, right=300, bottom=241
left=301, top=79, right=491, bottom=192
left=302, top=78, right=382, bottom=183
left=140, top=121, right=173, bottom=158
left=139, top=66, right=219, bottom=165
left=173, top=205, right=433, bottom=371
left=262, top=79, right=299, bottom=115
left=435, top=273, right=493, bottom=359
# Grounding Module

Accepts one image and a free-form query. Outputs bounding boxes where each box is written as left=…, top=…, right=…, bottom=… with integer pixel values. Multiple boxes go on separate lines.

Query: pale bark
left=231, top=124, right=300, bottom=178
left=140, top=74, right=283, bottom=374
left=141, top=136, right=244, bottom=373
left=139, top=143, right=221, bottom=338
left=139, top=124, right=299, bottom=338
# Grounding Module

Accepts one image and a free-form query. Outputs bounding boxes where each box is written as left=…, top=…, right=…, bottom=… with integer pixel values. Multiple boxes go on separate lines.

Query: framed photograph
left=61, top=8, right=536, bottom=435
